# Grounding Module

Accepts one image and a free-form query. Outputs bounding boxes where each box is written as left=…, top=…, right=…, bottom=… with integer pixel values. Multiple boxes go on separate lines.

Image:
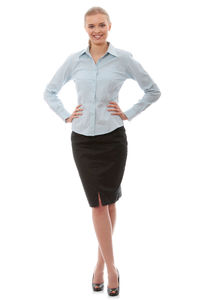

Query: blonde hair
left=84, top=6, right=111, bottom=49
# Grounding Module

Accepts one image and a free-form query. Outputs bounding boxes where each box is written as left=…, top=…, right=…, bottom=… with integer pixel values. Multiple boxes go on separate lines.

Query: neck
left=89, top=41, right=109, bottom=56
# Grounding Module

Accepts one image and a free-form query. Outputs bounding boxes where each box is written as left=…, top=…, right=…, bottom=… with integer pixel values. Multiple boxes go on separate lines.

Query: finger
left=107, top=105, right=118, bottom=109
left=74, top=109, right=82, bottom=114
left=108, top=103, right=119, bottom=107
left=107, top=108, right=120, bottom=112
left=109, top=104, right=119, bottom=108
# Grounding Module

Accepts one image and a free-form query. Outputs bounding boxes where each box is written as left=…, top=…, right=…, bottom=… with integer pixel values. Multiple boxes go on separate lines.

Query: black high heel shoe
left=92, top=273, right=104, bottom=292
left=107, top=268, right=120, bottom=296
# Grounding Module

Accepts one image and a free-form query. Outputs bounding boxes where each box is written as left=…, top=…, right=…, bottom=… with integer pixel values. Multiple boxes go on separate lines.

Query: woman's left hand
left=107, top=101, right=128, bottom=120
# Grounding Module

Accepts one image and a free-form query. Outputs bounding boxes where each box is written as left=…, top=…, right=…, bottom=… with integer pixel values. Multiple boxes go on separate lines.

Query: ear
left=108, top=23, right=112, bottom=31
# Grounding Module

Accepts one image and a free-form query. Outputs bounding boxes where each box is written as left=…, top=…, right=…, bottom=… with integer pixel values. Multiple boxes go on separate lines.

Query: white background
left=0, top=0, right=199, bottom=299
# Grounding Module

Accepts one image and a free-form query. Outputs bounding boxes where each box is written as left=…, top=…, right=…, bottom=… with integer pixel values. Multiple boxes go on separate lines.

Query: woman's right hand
left=65, top=104, right=83, bottom=123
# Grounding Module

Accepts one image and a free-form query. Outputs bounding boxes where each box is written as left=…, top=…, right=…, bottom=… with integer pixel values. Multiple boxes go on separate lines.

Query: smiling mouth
left=92, top=34, right=104, bottom=40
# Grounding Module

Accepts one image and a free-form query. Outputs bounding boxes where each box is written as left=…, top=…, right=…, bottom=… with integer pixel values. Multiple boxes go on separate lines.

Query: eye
left=88, top=24, right=105, bottom=28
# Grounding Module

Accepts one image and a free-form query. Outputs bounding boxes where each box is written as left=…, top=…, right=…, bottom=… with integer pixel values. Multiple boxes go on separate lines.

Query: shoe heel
left=107, top=268, right=120, bottom=296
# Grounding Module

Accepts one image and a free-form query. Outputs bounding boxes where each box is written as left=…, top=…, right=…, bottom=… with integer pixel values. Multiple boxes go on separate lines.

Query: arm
left=123, top=52, right=161, bottom=121
left=43, top=53, right=75, bottom=122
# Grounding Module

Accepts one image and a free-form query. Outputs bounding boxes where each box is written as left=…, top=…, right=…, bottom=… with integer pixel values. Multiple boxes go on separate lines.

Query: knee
left=108, top=203, right=116, bottom=211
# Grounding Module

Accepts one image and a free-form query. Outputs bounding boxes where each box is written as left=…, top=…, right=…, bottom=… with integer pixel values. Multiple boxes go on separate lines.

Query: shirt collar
left=78, top=41, right=118, bottom=58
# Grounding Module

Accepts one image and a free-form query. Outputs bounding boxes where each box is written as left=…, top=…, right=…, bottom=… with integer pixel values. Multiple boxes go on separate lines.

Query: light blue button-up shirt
left=43, top=41, right=161, bottom=136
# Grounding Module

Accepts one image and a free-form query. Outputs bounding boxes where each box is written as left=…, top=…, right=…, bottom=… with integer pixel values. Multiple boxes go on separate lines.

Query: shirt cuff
left=61, top=111, right=71, bottom=122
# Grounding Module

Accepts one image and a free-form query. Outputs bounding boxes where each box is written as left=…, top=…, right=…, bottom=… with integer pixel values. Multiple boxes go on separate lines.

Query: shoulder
left=62, top=50, right=82, bottom=64
left=57, top=50, right=84, bottom=71
left=112, top=45, right=132, bottom=57
left=113, top=46, right=136, bottom=65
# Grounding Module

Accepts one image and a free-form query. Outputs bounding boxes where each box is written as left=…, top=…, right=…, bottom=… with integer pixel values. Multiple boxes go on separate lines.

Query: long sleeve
left=43, top=53, right=75, bottom=122
left=123, top=52, right=161, bottom=121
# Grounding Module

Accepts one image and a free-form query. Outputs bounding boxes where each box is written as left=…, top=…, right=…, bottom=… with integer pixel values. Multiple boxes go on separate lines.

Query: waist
left=71, top=116, right=124, bottom=136
left=71, top=125, right=125, bottom=137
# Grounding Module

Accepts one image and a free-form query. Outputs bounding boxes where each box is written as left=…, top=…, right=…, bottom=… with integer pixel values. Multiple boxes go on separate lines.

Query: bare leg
left=92, top=202, right=116, bottom=283
left=92, top=192, right=118, bottom=288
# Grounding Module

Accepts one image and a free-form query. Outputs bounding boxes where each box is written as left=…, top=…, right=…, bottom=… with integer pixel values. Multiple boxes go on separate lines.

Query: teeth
left=93, top=35, right=103, bottom=39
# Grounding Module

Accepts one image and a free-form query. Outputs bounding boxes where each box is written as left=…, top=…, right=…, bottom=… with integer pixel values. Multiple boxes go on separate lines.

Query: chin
left=91, top=38, right=107, bottom=44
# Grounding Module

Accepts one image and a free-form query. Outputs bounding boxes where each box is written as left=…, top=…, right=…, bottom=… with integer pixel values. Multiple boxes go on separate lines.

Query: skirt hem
left=89, top=188, right=122, bottom=207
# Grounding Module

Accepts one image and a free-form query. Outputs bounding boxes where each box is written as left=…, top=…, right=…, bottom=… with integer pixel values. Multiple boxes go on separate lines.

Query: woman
left=43, top=6, right=161, bottom=296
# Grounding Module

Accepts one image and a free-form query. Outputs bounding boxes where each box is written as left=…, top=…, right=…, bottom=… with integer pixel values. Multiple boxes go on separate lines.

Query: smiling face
left=84, top=13, right=111, bottom=46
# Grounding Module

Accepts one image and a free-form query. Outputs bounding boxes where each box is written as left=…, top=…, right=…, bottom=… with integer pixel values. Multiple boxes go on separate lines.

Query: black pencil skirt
left=71, top=125, right=128, bottom=207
